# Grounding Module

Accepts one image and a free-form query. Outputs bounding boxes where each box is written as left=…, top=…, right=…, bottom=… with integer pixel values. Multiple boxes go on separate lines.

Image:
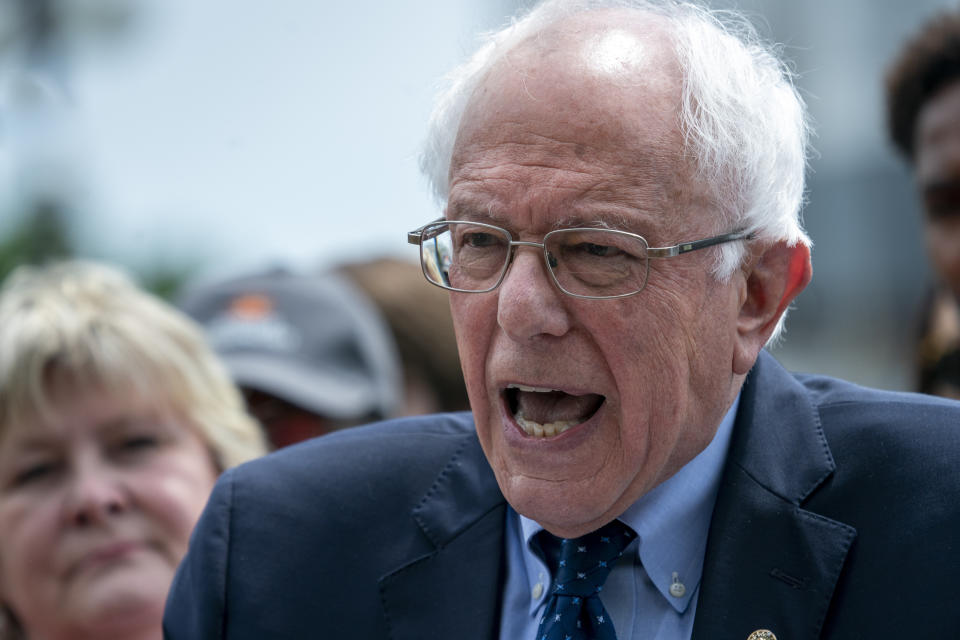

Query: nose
left=63, top=461, right=128, bottom=527
left=496, top=244, right=572, bottom=340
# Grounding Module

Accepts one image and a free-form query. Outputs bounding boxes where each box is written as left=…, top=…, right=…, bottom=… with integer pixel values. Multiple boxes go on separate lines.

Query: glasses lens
left=545, top=228, right=649, bottom=297
left=419, top=221, right=511, bottom=292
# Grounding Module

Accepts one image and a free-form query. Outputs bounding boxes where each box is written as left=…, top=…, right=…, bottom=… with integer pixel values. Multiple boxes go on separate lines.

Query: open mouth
left=505, top=384, right=605, bottom=438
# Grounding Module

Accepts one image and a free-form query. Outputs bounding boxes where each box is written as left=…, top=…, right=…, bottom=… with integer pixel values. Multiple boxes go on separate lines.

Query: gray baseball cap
left=178, top=267, right=401, bottom=421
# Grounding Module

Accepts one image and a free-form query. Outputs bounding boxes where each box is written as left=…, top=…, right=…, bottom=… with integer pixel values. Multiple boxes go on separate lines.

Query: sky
left=0, top=0, right=949, bottom=286
left=2, top=0, right=517, bottom=280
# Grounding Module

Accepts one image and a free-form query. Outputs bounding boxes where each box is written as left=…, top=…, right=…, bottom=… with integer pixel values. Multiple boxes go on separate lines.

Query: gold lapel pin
left=747, top=631, right=776, bottom=640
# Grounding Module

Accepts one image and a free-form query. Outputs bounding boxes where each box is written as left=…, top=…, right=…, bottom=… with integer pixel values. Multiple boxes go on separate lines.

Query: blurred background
left=0, top=0, right=954, bottom=390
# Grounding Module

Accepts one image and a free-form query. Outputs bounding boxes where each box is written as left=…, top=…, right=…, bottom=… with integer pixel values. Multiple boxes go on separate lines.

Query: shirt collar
left=518, top=393, right=740, bottom=614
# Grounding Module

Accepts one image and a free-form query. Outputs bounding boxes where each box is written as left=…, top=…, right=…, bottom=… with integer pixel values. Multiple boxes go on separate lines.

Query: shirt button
left=532, top=582, right=544, bottom=599
left=669, top=572, right=686, bottom=598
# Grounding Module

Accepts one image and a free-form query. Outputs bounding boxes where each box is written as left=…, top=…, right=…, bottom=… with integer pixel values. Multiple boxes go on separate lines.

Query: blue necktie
left=536, top=520, right=636, bottom=640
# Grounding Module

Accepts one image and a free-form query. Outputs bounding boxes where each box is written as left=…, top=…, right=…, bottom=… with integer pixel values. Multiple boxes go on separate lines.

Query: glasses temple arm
left=407, top=217, right=447, bottom=245
left=648, top=229, right=755, bottom=258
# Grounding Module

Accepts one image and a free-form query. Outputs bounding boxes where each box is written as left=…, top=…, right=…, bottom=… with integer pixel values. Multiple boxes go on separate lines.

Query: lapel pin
left=747, top=631, right=776, bottom=640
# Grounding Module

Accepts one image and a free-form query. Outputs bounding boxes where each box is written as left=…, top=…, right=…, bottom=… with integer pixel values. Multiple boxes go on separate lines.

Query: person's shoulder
left=797, top=369, right=942, bottom=402
left=220, top=411, right=479, bottom=510
left=169, top=411, right=493, bottom=634
left=235, top=410, right=475, bottom=477
left=746, top=349, right=960, bottom=462
left=278, top=410, right=476, bottom=454
left=757, top=350, right=960, bottom=431
left=792, top=371, right=960, bottom=465
left=795, top=369, right=960, bottom=424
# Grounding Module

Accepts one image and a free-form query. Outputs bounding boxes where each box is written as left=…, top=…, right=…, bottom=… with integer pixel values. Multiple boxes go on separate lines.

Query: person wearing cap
left=178, top=268, right=402, bottom=448
left=166, top=1, right=960, bottom=638
left=338, top=257, right=471, bottom=415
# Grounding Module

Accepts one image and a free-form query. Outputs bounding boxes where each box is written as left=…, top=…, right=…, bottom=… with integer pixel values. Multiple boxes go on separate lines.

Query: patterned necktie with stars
left=536, top=520, right=636, bottom=640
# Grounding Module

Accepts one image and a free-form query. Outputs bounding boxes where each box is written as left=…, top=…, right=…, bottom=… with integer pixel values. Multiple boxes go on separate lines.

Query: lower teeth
left=515, top=414, right=578, bottom=437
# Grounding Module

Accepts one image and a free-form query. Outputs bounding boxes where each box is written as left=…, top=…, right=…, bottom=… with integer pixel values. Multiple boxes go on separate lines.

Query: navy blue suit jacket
left=164, top=352, right=960, bottom=639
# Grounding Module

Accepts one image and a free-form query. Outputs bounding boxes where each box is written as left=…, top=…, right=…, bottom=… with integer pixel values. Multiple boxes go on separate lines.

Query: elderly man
left=164, top=1, right=960, bottom=639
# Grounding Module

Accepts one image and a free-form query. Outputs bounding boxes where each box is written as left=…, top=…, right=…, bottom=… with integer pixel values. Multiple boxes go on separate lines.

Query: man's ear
left=732, top=240, right=812, bottom=374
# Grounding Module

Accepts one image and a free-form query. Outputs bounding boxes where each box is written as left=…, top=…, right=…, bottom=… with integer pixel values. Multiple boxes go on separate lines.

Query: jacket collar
left=378, top=351, right=860, bottom=640
left=378, top=424, right=507, bottom=640
left=693, top=351, right=857, bottom=640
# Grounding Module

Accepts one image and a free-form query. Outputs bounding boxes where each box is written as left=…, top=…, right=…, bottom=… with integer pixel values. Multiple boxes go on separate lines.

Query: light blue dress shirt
left=497, top=394, right=740, bottom=640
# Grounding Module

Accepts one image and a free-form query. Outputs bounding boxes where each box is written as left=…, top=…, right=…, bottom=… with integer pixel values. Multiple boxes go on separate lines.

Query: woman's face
left=0, top=386, right=219, bottom=640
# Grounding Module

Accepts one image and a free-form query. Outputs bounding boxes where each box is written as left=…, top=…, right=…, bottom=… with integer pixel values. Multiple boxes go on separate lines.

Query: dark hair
left=886, top=12, right=960, bottom=160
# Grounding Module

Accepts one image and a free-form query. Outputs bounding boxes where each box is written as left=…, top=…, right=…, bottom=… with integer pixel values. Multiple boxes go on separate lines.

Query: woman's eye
left=119, top=435, right=160, bottom=452
left=12, top=462, right=56, bottom=487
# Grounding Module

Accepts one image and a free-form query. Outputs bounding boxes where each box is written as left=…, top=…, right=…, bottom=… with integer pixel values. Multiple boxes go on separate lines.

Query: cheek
left=0, top=498, right=62, bottom=616
left=449, top=294, right=495, bottom=396
left=136, top=454, right=218, bottom=556
left=605, top=291, right=691, bottom=384
left=608, top=284, right=733, bottom=437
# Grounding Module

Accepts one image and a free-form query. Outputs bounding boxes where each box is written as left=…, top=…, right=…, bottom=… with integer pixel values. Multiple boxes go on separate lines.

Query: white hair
left=420, top=0, right=812, bottom=282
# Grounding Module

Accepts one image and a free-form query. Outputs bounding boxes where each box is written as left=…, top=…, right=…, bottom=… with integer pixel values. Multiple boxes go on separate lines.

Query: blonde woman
left=0, top=261, right=266, bottom=640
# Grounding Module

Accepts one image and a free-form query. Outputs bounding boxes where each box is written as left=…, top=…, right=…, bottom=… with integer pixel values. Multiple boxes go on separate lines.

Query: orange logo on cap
left=229, top=294, right=274, bottom=319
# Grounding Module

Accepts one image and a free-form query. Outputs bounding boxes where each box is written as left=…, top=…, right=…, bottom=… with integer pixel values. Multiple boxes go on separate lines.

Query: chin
left=81, top=598, right=164, bottom=640
left=71, top=567, right=170, bottom=634
left=500, top=473, right=618, bottom=538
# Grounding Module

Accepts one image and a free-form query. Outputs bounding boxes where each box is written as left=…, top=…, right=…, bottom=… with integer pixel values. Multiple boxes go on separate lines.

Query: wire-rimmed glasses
left=407, top=219, right=754, bottom=300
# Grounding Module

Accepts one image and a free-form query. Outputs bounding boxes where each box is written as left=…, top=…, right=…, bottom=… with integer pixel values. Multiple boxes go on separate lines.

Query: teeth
left=508, top=383, right=559, bottom=393
left=516, top=413, right=578, bottom=438
left=507, top=383, right=589, bottom=438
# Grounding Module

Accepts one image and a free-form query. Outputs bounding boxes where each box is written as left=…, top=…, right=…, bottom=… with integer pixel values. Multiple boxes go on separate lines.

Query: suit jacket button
left=747, top=631, right=776, bottom=640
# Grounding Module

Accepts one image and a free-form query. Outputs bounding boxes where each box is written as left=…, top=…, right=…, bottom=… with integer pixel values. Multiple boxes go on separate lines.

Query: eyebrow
left=7, top=436, right=45, bottom=450
left=7, top=415, right=163, bottom=450
left=550, top=212, right=635, bottom=231
left=4, top=433, right=62, bottom=454
left=445, top=200, right=501, bottom=224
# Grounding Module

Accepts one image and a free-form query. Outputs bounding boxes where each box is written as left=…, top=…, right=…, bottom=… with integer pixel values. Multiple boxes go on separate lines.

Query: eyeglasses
left=407, top=219, right=754, bottom=299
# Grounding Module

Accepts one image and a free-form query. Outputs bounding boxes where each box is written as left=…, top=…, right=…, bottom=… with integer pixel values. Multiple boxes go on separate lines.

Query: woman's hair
left=885, top=11, right=960, bottom=161
left=420, top=0, right=812, bottom=282
left=0, top=260, right=267, bottom=469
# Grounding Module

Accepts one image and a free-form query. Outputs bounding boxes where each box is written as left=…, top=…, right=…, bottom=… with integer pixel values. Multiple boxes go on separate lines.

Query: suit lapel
left=693, top=352, right=857, bottom=640
left=379, top=427, right=507, bottom=640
